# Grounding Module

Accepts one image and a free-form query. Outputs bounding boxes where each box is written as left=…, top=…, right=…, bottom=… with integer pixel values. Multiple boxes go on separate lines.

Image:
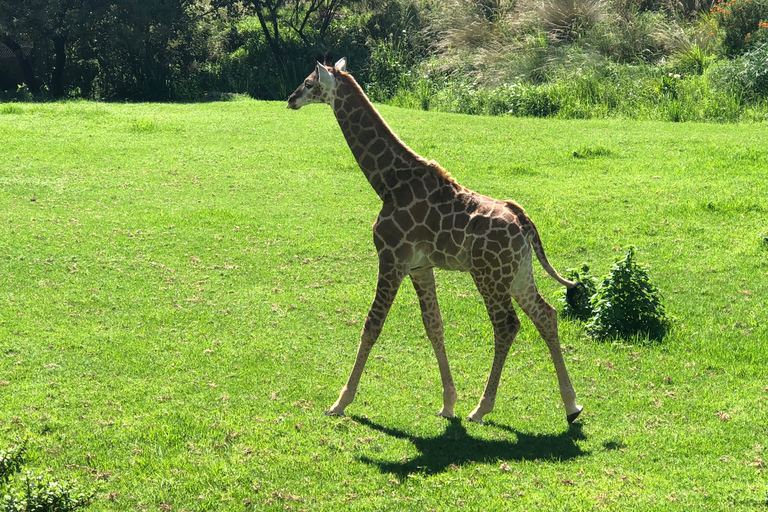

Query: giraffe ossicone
left=287, top=59, right=583, bottom=425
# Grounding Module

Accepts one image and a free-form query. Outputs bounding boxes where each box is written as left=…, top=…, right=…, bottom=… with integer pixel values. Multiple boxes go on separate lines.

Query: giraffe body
left=288, top=59, right=582, bottom=424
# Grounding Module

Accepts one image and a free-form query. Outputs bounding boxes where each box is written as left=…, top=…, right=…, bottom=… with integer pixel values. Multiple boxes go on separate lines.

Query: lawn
left=0, top=99, right=767, bottom=511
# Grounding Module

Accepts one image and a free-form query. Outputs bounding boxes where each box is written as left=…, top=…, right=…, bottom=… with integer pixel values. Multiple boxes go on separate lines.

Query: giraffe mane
left=333, top=69, right=458, bottom=186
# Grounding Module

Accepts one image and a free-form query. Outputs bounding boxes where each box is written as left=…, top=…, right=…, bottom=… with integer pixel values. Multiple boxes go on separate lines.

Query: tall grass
left=361, top=0, right=768, bottom=122
left=388, top=57, right=767, bottom=121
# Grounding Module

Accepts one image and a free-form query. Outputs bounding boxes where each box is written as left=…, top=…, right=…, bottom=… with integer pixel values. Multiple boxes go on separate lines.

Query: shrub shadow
left=353, top=416, right=589, bottom=478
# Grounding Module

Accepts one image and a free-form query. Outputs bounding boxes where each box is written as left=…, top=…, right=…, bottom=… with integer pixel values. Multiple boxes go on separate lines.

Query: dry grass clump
left=429, top=0, right=707, bottom=85
left=515, top=0, right=609, bottom=42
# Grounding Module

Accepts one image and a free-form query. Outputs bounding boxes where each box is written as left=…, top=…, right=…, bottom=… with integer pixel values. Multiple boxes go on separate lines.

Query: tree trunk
left=51, top=35, right=66, bottom=98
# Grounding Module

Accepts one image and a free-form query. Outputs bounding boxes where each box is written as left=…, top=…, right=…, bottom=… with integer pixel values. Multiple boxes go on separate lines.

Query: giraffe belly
left=409, top=244, right=471, bottom=273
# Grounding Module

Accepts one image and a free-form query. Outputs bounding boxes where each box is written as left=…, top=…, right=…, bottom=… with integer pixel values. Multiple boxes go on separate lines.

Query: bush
left=708, top=41, right=768, bottom=99
left=738, top=40, right=768, bottom=97
left=0, top=442, right=26, bottom=484
left=712, top=0, right=768, bottom=55
left=1, top=472, right=94, bottom=512
left=585, top=247, right=670, bottom=343
left=557, top=265, right=598, bottom=321
left=0, top=442, right=94, bottom=512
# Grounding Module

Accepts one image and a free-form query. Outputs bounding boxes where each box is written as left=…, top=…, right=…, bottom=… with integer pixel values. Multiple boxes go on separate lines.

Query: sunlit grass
left=1, top=100, right=766, bottom=510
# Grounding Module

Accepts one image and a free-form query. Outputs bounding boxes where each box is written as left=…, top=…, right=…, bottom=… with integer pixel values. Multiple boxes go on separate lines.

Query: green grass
left=1, top=99, right=767, bottom=511
left=387, top=60, right=768, bottom=123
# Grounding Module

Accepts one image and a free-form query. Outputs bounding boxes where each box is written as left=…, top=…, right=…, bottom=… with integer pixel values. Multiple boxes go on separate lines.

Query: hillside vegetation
left=1, top=0, right=767, bottom=121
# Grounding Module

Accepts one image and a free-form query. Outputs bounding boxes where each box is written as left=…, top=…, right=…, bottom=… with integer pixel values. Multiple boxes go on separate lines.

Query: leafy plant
left=711, top=0, right=768, bottom=55
left=0, top=442, right=26, bottom=484
left=585, top=247, right=670, bottom=343
left=1, top=472, right=94, bottom=512
left=1, top=442, right=93, bottom=512
left=671, top=43, right=717, bottom=75
left=557, top=265, right=598, bottom=321
left=708, top=40, right=768, bottom=99
left=533, top=0, right=608, bottom=42
left=738, top=40, right=768, bottom=97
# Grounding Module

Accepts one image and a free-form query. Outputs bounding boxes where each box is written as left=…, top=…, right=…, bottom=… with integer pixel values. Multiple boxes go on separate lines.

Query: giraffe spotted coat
left=287, top=58, right=583, bottom=424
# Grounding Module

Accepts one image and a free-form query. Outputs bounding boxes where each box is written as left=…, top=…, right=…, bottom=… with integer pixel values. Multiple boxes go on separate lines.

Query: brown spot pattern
left=289, top=64, right=581, bottom=424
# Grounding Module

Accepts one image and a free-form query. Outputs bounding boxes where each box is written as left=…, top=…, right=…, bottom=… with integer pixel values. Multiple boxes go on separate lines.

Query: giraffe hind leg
left=467, top=272, right=520, bottom=424
left=513, top=270, right=582, bottom=424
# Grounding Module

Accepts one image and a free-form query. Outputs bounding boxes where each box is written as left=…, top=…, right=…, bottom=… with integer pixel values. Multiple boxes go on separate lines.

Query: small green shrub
left=671, top=44, right=716, bottom=75
left=739, top=41, right=768, bottom=97
left=1, top=472, right=94, bottom=512
left=585, top=247, right=670, bottom=342
left=557, top=265, right=599, bottom=321
left=0, top=442, right=26, bottom=484
left=708, top=41, right=768, bottom=99
left=0, top=442, right=94, bottom=512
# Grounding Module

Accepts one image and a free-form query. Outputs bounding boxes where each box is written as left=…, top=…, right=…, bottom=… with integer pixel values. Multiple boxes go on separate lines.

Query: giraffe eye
left=305, top=81, right=314, bottom=89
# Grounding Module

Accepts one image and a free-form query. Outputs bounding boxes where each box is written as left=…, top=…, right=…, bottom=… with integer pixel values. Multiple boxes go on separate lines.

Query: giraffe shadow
left=353, top=416, right=589, bottom=478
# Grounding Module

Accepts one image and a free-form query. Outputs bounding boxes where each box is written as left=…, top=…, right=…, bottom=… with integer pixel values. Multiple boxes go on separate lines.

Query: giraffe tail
left=505, top=199, right=579, bottom=290
left=527, top=228, right=576, bottom=288
left=527, top=229, right=591, bottom=315
left=525, top=228, right=594, bottom=316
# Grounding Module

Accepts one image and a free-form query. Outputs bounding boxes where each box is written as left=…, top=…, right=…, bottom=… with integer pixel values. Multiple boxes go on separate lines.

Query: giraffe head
left=286, top=58, right=347, bottom=110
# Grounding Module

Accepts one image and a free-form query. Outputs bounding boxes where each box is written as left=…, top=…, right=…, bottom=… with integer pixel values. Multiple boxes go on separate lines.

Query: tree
left=247, top=0, right=351, bottom=58
left=0, top=0, right=83, bottom=97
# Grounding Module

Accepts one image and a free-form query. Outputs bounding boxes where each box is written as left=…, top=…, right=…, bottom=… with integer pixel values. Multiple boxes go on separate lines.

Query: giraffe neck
left=331, top=74, right=436, bottom=201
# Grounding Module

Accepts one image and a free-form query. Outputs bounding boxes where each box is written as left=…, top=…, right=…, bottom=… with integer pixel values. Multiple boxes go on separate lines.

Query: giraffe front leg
left=326, top=263, right=404, bottom=417
left=326, top=333, right=375, bottom=416
left=410, top=269, right=457, bottom=419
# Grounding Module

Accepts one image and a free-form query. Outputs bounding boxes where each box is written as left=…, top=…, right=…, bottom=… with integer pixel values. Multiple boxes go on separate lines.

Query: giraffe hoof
left=566, top=406, right=583, bottom=424
left=436, top=411, right=456, bottom=419
left=325, top=409, right=345, bottom=417
left=466, top=415, right=485, bottom=425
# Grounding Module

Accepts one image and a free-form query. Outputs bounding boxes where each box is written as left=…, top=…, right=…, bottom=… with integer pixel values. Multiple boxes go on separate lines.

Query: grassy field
left=0, top=99, right=767, bottom=511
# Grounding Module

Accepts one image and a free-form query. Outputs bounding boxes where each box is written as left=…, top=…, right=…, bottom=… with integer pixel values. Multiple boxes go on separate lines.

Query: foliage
left=671, top=43, right=717, bottom=75
left=711, top=0, right=768, bottom=55
left=356, top=1, right=435, bottom=102
left=707, top=40, right=768, bottom=100
left=738, top=39, right=768, bottom=96
left=584, top=247, right=670, bottom=343
left=581, top=8, right=675, bottom=64
left=0, top=442, right=25, bottom=484
left=209, top=0, right=363, bottom=100
left=557, top=265, right=598, bottom=321
left=0, top=0, right=216, bottom=100
left=388, top=59, right=766, bottom=121
left=521, top=0, right=608, bottom=42
left=1, top=473, right=93, bottom=512
left=0, top=442, right=93, bottom=512
left=0, top=0, right=767, bottom=109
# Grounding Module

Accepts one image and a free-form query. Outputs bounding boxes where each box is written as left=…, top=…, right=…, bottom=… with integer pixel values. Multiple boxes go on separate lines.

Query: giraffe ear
left=316, top=61, right=334, bottom=86
left=334, top=57, right=347, bottom=72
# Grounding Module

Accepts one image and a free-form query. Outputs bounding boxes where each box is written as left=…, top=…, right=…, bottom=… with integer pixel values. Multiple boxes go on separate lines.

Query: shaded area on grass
left=354, top=416, right=588, bottom=478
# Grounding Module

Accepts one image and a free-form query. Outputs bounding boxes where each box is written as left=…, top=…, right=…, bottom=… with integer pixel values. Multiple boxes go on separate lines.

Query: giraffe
left=287, top=58, right=583, bottom=425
